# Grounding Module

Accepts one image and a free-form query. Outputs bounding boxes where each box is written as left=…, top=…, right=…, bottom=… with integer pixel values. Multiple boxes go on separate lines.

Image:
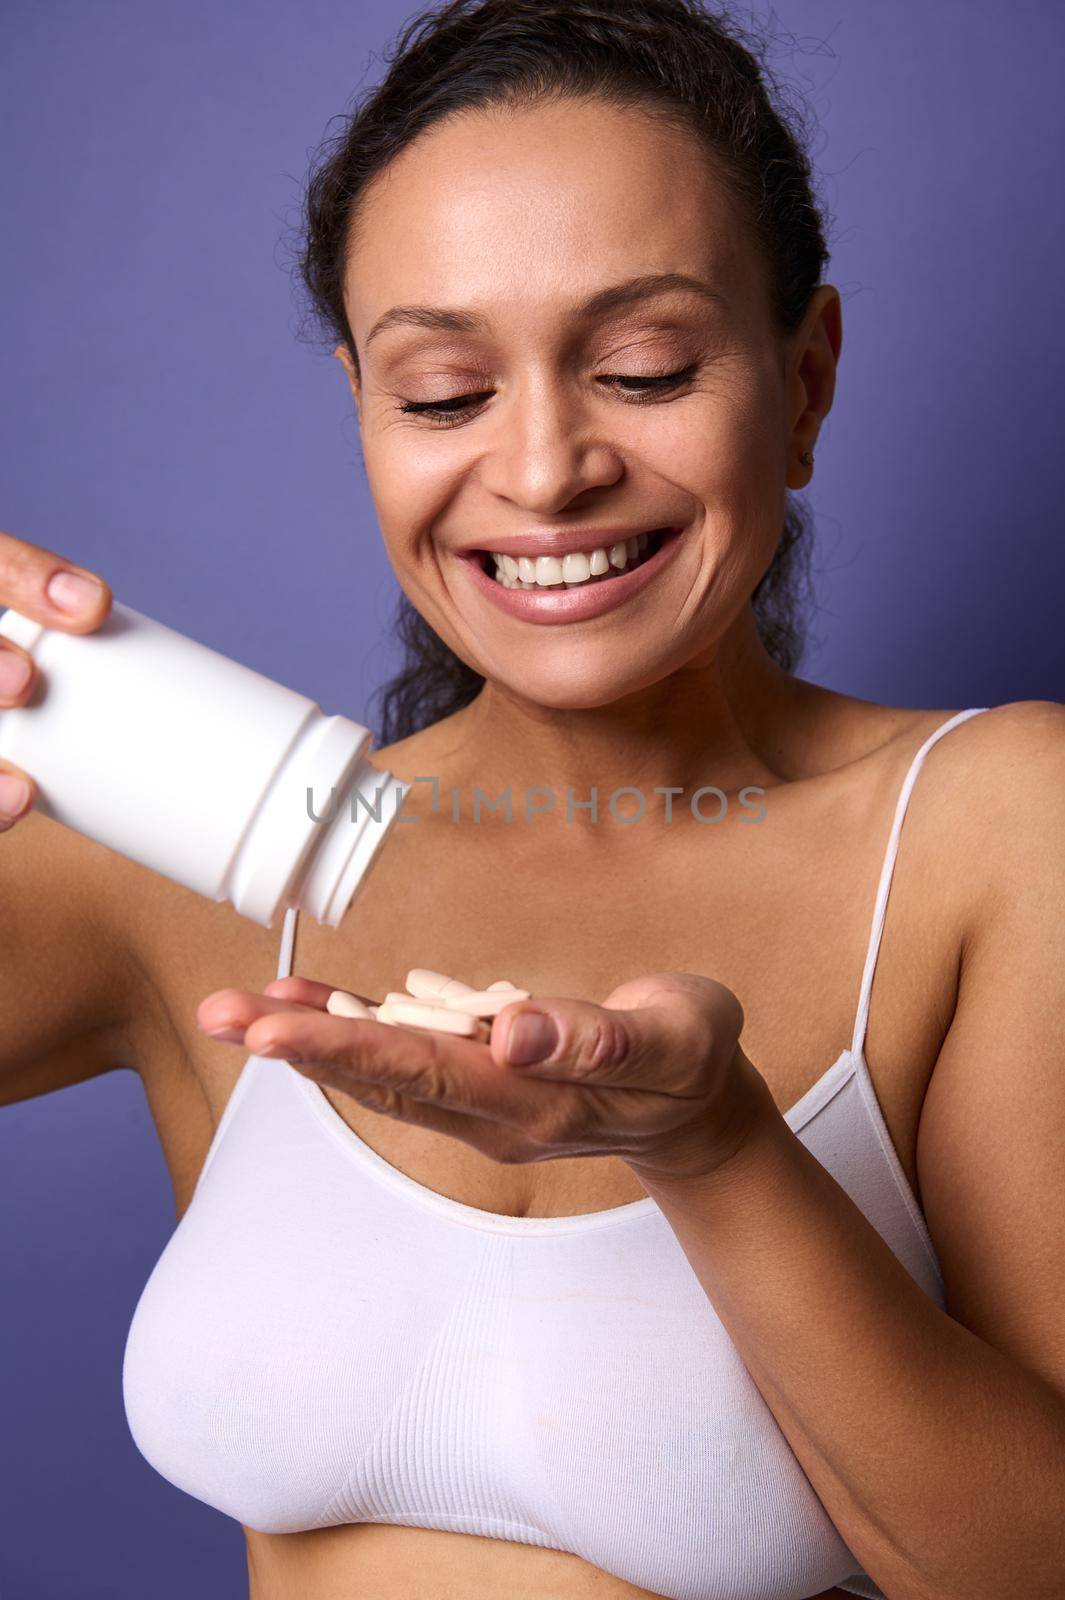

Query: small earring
left=799, top=449, right=814, bottom=467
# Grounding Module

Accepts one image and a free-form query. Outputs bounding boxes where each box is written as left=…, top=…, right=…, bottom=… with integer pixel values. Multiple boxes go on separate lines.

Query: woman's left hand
left=195, top=972, right=777, bottom=1182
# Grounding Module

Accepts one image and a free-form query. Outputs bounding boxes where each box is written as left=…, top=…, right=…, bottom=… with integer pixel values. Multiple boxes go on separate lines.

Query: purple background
left=2, top=1, right=1063, bottom=1594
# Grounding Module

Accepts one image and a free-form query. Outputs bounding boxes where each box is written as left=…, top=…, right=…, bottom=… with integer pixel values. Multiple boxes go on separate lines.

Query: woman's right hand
left=0, top=530, right=113, bottom=832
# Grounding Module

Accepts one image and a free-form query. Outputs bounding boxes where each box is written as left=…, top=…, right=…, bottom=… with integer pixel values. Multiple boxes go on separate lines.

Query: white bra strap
left=276, top=905, right=300, bottom=981
left=850, top=707, right=991, bottom=1058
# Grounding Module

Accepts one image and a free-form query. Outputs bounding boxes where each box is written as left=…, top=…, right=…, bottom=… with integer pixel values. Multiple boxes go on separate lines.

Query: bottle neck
left=299, top=756, right=409, bottom=926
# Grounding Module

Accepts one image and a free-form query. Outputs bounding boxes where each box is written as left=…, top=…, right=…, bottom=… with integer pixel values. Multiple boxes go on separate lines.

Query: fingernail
left=0, top=773, right=31, bottom=817
left=505, top=1011, right=558, bottom=1066
left=46, top=570, right=104, bottom=614
left=0, top=652, right=31, bottom=698
left=201, top=1025, right=246, bottom=1043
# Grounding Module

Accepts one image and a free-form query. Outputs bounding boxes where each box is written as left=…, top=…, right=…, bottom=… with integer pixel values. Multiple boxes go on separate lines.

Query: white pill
left=488, top=980, right=517, bottom=991
left=405, top=968, right=475, bottom=1001
left=442, top=987, right=531, bottom=1017
left=326, top=989, right=372, bottom=1019
left=388, top=999, right=480, bottom=1037
left=441, top=978, right=477, bottom=999
left=390, top=987, right=496, bottom=1013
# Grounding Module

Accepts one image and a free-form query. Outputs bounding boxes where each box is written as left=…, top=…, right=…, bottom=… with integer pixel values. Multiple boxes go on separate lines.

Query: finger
left=262, top=975, right=379, bottom=1010
left=491, top=997, right=630, bottom=1080
left=243, top=1008, right=567, bottom=1132
left=196, top=986, right=335, bottom=1039
left=0, top=761, right=36, bottom=825
left=492, top=980, right=728, bottom=1094
left=0, top=530, right=112, bottom=633
left=0, top=645, right=36, bottom=708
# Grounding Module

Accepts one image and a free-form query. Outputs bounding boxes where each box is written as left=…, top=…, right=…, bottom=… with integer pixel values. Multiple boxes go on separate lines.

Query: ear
left=333, top=343, right=361, bottom=411
left=784, top=284, right=841, bottom=489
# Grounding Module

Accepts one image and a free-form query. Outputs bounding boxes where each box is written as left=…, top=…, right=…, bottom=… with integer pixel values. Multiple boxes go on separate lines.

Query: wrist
left=625, top=1049, right=782, bottom=1188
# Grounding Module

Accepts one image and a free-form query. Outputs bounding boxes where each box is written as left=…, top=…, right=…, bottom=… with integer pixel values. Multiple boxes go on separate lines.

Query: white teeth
left=535, top=555, right=565, bottom=586
left=490, top=531, right=664, bottom=589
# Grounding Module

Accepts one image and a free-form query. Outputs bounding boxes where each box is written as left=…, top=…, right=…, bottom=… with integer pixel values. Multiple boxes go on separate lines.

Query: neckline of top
left=285, top=1045, right=857, bottom=1237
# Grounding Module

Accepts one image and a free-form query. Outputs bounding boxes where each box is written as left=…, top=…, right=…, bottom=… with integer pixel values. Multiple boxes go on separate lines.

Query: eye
left=606, top=363, right=699, bottom=398
left=397, top=392, right=491, bottom=425
left=395, top=365, right=698, bottom=428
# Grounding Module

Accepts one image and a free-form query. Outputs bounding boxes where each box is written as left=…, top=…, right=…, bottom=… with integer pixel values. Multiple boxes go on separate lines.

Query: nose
left=478, top=375, right=625, bottom=514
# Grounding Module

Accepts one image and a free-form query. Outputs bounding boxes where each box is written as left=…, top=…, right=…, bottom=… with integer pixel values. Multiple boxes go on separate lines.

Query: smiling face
left=338, top=94, right=831, bottom=711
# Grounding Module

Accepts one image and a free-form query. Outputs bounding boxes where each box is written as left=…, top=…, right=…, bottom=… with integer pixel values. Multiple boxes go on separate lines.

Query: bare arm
left=0, top=807, right=156, bottom=1105
left=634, top=700, right=1065, bottom=1600
left=0, top=528, right=158, bottom=1104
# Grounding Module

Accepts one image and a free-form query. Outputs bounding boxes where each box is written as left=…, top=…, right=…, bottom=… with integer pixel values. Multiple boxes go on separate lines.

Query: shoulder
left=915, top=698, right=1065, bottom=767
left=801, top=693, right=1063, bottom=841
left=894, top=700, right=1065, bottom=928
left=967, top=699, right=1065, bottom=886
left=866, top=698, right=1063, bottom=779
left=906, top=698, right=1065, bottom=831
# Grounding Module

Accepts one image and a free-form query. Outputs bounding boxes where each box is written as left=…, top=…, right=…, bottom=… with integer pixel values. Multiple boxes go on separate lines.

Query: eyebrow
left=363, top=272, right=728, bottom=349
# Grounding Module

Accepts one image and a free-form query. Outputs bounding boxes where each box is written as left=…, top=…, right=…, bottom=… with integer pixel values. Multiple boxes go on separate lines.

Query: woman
left=2, top=1, right=1063, bottom=1597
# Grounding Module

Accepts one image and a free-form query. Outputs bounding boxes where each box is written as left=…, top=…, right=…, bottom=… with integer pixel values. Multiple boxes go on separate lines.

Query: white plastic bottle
left=0, top=599, right=409, bottom=928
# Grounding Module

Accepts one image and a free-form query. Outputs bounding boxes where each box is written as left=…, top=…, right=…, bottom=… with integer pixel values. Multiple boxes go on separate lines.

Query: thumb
left=491, top=993, right=661, bottom=1085
left=492, top=992, right=630, bottom=1081
left=492, top=973, right=743, bottom=1090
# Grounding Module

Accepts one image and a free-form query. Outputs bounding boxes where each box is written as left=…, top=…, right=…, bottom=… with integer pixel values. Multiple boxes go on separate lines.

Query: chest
left=124, top=1118, right=909, bottom=1599
left=126, top=1022, right=936, bottom=1600
left=144, top=788, right=960, bottom=1223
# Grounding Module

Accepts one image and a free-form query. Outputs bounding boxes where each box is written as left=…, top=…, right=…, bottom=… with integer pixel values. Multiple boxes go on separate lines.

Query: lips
left=457, top=525, right=683, bottom=561
left=455, top=524, right=687, bottom=625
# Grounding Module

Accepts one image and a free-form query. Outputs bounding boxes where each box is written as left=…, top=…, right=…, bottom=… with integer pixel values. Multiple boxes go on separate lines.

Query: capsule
left=326, top=989, right=372, bottom=1019
left=388, top=998, right=481, bottom=1037
left=405, top=968, right=476, bottom=1001
left=442, top=987, right=531, bottom=1017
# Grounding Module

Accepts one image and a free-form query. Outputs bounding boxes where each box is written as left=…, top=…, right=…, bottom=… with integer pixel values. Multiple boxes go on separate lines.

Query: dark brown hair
left=293, top=0, right=831, bottom=745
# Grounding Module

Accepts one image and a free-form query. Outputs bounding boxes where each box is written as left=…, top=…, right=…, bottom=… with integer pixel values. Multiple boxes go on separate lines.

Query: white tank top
left=122, top=706, right=989, bottom=1600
